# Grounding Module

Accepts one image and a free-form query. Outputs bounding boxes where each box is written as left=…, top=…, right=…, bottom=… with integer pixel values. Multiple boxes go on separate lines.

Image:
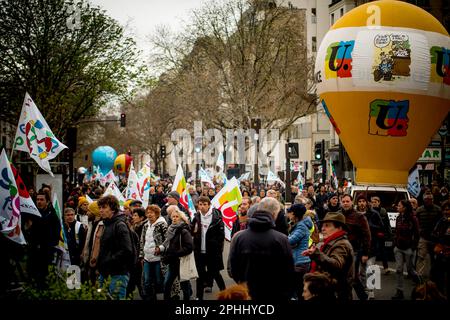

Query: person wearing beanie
left=286, top=203, right=313, bottom=300
left=77, top=196, right=89, bottom=226
left=160, top=191, right=188, bottom=224
left=325, top=193, right=341, bottom=214
left=81, top=201, right=104, bottom=285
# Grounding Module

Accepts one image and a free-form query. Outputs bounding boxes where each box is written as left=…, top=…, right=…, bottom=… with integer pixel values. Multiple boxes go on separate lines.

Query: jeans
left=99, top=274, right=130, bottom=300
left=394, top=247, right=418, bottom=291
left=416, top=237, right=435, bottom=277
left=359, top=256, right=376, bottom=295
left=353, top=251, right=368, bottom=300
left=143, top=261, right=163, bottom=301
left=164, top=260, right=192, bottom=300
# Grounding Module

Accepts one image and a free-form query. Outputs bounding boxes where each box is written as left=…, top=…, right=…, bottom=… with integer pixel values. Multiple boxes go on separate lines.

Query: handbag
left=179, top=235, right=198, bottom=281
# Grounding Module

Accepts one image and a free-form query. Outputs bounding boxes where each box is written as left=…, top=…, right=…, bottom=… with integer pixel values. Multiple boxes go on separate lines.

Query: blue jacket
left=288, top=217, right=313, bottom=266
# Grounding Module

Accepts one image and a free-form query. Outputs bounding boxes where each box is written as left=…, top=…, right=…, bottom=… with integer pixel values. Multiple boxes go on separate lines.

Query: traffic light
left=120, top=113, right=126, bottom=127
left=314, top=142, right=323, bottom=161
left=160, top=145, right=166, bottom=158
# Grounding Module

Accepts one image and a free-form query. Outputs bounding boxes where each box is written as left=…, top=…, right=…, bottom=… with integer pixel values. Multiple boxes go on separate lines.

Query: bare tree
left=151, top=0, right=317, bottom=138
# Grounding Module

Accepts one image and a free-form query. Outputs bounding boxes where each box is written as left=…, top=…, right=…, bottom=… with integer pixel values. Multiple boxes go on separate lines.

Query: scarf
left=310, top=230, right=347, bottom=272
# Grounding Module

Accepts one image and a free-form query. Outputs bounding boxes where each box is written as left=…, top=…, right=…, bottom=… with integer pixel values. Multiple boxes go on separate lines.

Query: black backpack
left=116, top=221, right=139, bottom=268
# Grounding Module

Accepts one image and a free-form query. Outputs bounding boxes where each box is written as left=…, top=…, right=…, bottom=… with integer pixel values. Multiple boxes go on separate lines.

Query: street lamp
left=194, top=135, right=202, bottom=188
left=251, top=118, right=261, bottom=192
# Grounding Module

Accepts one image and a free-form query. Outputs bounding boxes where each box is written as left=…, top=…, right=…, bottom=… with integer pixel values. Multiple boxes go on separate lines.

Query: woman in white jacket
left=139, top=205, right=168, bottom=301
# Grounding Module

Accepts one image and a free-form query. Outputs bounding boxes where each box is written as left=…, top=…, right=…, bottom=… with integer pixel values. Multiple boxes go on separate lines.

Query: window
left=311, top=8, right=316, bottom=24
left=312, top=36, right=317, bottom=52
left=331, top=13, right=335, bottom=26
left=340, top=8, right=344, bottom=17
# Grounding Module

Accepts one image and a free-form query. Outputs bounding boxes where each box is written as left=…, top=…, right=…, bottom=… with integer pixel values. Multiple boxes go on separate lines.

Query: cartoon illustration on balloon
left=315, top=0, right=450, bottom=185
left=91, top=146, right=117, bottom=176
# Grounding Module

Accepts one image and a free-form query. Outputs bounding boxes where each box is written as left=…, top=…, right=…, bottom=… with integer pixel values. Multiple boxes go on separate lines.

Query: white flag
left=100, top=169, right=118, bottom=187
left=103, top=181, right=126, bottom=210
left=238, top=172, right=251, bottom=182
left=216, top=153, right=224, bottom=172
left=85, top=194, right=94, bottom=204
left=53, top=193, right=70, bottom=270
left=199, top=166, right=215, bottom=188
left=407, top=167, right=420, bottom=198
left=14, top=93, right=68, bottom=176
left=126, top=162, right=143, bottom=202
left=267, top=170, right=286, bottom=188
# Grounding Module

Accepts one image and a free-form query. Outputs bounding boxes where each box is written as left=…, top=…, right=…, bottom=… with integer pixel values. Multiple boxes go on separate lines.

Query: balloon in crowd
left=315, top=0, right=450, bottom=185
left=77, top=167, right=88, bottom=174
left=91, top=146, right=117, bottom=175
left=114, top=153, right=133, bottom=174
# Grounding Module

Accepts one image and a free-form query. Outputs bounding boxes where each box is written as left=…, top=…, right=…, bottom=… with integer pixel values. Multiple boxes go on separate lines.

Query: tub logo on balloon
left=430, top=46, right=450, bottom=85
left=325, top=40, right=355, bottom=79
left=373, top=34, right=411, bottom=82
left=369, top=100, right=409, bottom=137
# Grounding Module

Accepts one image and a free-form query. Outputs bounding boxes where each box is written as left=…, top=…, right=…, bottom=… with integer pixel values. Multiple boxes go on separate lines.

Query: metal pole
left=322, top=139, right=326, bottom=184
left=285, top=139, right=292, bottom=203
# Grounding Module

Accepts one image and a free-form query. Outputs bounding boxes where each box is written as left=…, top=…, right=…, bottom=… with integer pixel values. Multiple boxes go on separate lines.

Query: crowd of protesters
left=1, top=174, right=448, bottom=301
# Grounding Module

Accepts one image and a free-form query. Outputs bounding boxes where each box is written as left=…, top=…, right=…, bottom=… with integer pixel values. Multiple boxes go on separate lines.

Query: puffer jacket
left=288, top=216, right=313, bottom=266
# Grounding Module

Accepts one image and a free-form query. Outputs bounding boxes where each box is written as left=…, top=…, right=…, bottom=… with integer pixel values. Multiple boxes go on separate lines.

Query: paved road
left=198, top=241, right=415, bottom=301
left=154, top=241, right=416, bottom=301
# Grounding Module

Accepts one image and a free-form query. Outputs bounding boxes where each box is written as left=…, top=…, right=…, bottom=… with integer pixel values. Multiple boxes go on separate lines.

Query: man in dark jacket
left=152, top=186, right=167, bottom=208
left=371, top=196, right=392, bottom=273
left=191, top=196, right=225, bottom=300
left=266, top=190, right=289, bottom=235
left=97, top=195, right=134, bottom=299
left=325, top=193, right=341, bottom=214
left=339, top=194, right=371, bottom=300
left=228, top=197, right=295, bottom=301
left=63, top=208, right=87, bottom=267
left=415, top=192, right=442, bottom=277
left=26, top=191, right=61, bottom=288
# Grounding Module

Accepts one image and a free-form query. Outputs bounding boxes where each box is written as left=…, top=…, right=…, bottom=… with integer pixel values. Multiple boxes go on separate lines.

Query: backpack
left=116, top=221, right=139, bottom=268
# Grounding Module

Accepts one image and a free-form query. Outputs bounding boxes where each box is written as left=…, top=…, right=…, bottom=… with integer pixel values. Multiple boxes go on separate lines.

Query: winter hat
left=287, top=203, right=307, bottom=219
left=167, top=191, right=180, bottom=202
left=78, top=196, right=89, bottom=207
left=328, top=193, right=338, bottom=201
left=356, top=194, right=367, bottom=202
left=88, top=201, right=100, bottom=217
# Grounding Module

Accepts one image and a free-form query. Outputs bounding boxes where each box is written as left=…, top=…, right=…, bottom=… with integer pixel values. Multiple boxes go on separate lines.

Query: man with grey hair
left=228, top=196, right=294, bottom=301
left=262, top=195, right=289, bottom=235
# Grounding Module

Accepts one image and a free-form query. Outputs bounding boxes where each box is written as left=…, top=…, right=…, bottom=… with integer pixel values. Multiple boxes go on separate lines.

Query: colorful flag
left=172, top=165, right=196, bottom=218
left=13, top=93, right=67, bottom=176
left=0, top=149, right=21, bottom=234
left=211, top=177, right=242, bottom=241
left=103, top=181, right=126, bottom=210
left=11, top=164, right=40, bottom=217
left=126, top=162, right=143, bottom=202
left=53, top=193, right=70, bottom=270
left=267, top=170, right=286, bottom=188
left=100, top=169, right=118, bottom=187
left=137, top=162, right=151, bottom=208
left=199, top=166, right=215, bottom=188
left=331, top=163, right=339, bottom=189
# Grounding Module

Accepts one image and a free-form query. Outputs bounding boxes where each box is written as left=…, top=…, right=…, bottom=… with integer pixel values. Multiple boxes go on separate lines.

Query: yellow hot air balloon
left=315, top=0, right=450, bottom=186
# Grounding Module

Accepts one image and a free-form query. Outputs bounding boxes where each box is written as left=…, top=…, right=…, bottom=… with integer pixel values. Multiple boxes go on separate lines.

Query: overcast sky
left=89, top=0, right=206, bottom=58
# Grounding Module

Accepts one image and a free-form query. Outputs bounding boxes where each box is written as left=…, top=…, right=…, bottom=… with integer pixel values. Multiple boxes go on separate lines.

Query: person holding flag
left=26, top=190, right=61, bottom=288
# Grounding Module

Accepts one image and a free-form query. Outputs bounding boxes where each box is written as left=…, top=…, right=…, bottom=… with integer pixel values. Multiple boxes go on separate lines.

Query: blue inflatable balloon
left=92, top=146, right=117, bottom=176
